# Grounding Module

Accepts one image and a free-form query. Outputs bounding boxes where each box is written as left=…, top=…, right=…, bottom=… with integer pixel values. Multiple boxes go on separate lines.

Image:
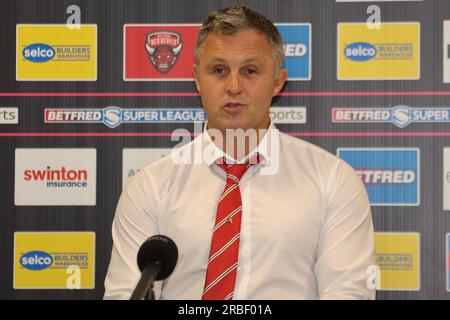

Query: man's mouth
left=223, top=103, right=245, bottom=113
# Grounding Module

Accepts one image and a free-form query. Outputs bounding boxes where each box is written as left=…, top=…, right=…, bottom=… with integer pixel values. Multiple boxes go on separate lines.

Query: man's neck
left=206, top=124, right=270, bottom=161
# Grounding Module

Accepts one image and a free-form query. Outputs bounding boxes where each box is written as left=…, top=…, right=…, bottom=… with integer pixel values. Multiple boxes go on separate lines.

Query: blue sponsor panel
left=276, top=24, right=311, bottom=80
left=337, top=148, right=420, bottom=206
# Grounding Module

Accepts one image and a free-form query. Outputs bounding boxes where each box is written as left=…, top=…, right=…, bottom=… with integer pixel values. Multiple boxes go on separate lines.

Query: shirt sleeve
left=315, top=159, right=376, bottom=300
left=103, top=169, right=161, bottom=300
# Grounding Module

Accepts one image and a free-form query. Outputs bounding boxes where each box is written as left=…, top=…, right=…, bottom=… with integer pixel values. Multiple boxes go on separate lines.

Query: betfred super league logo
left=145, top=31, right=183, bottom=74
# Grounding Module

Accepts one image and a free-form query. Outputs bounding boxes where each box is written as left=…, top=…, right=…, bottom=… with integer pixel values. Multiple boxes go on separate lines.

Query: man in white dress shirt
left=104, top=5, right=376, bottom=300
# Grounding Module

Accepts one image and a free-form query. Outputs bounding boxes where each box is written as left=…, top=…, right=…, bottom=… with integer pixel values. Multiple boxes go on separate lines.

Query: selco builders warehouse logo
left=16, top=24, right=97, bottom=81
left=14, top=232, right=95, bottom=289
left=337, top=148, right=420, bottom=206
left=375, top=232, right=420, bottom=291
left=124, top=24, right=200, bottom=81
left=337, top=22, right=420, bottom=80
left=14, top=148, right=96, bottom=206
left=332, top=106, right=450, bottom=128
left=275, top=23, right=311, bottom=80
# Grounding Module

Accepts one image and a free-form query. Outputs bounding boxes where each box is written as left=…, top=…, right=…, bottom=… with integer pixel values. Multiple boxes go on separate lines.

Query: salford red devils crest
left=145, top=31, right=183, bottom=74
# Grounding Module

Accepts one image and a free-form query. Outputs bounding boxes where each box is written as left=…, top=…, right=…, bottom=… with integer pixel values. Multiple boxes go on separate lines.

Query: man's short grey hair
left=195, top=5, right=285, bottom=73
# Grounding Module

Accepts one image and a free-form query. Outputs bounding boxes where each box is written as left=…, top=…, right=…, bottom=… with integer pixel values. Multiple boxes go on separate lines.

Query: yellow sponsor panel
left=375, top=232, right=420, bottom=291
left=14, top=232, right=95, bottom=289
left=16, top=24, right=97, bottom=81
left=337, top=23, right=420, bottom=80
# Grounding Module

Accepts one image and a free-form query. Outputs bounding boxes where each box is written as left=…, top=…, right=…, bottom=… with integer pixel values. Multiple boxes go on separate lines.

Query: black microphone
left=130, top=235, right=178, bottom=300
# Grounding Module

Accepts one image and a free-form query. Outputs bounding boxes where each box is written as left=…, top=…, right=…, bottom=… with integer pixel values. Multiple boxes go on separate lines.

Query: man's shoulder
left=279, top=131, right=341, bottom=164
left=138, top=134, right=202, bottom=176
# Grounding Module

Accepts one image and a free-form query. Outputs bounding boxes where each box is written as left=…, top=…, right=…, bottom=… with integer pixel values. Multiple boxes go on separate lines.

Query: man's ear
left=272, top=68, right=288, bottom=97
left=193, top=64, right=201, bottom=92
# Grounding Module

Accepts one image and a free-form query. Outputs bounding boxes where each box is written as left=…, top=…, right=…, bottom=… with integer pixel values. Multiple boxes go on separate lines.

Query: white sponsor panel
left=444, top=21, right=450, bottom=83
left=444, top=148, right=450, bottom=210
left=15, top=148, right=96, bottom=206
left=122, top=148, right=171, bottom=190
left=0, top=107, right=18, bottom=124
left=269, top=107, right=306, bottom=124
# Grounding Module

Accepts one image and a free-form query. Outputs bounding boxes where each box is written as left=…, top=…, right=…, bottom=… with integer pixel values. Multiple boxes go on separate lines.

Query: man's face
left=193, top=30, right=288, bottom=134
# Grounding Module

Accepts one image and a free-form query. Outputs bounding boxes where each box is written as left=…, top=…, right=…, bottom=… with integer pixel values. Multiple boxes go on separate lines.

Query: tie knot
left=217, top=154, right=260, bottom=182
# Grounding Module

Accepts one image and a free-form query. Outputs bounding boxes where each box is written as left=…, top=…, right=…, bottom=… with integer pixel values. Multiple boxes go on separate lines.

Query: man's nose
left=225, top=72, right=242, bottom=95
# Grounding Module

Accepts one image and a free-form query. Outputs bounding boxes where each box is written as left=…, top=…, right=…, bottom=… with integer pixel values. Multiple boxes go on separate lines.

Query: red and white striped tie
left=202, top=156, right=259, bottom=300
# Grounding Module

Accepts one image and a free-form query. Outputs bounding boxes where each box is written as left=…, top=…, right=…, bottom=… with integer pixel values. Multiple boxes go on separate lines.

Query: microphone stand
left=130, top=260, right=162, bottom=300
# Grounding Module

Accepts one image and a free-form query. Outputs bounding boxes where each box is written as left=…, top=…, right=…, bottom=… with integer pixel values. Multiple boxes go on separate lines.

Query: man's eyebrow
left=205, top=57, right=262, bottom=66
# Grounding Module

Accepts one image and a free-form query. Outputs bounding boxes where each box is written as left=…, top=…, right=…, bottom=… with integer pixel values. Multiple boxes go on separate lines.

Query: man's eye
left=245, top=69, right=257, bottom=75
left=213, top=68, right=226, bottom=75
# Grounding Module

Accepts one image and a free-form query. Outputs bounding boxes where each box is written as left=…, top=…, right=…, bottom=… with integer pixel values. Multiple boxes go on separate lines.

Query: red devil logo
left=145, top=31, right=183, bottom=74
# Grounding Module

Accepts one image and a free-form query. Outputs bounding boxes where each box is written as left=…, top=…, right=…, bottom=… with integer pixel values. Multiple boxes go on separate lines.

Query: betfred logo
left=337, top=148, right=420, bottom=206
left=145, top=31, right=183, bottom=74
left=355, top=169, right=415, bottom=185
left=45, top=107, right=206, bottom=128
left=124, top=24, right=200, bottom=81
left=15, top=149, right=96, bottom=206
left=332, top=106, right=450, bottom=128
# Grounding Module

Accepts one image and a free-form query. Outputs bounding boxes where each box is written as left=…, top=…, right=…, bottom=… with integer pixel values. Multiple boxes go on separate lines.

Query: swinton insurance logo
left=337, top=148, right=420, bottom=206
left=332, top=106, right=450, bottom=128
left=16, top=24, right=97, bottom=81
left=124, top=24, right=200, bottom=81
left=337, top=22, right=420, bottom=80
left=14, top=232, right=95, bottom=289
left=276, top=23, right=311, bottom=80
left=15, top=149, right=96, bottom=206
left=45, top=107, right=206, bottom=128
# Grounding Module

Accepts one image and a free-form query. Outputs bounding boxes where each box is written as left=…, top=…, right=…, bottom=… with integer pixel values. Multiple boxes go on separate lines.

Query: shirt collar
left=201, top=120, right=278, bottom=167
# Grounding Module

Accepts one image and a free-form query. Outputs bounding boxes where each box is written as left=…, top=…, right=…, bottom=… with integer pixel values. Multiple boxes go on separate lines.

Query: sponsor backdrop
left=0, top=0, right=449, bottom=299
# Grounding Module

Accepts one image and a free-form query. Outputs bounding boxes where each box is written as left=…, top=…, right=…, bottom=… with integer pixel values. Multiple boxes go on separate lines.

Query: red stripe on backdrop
left=0, top=132, right=450, bottom=137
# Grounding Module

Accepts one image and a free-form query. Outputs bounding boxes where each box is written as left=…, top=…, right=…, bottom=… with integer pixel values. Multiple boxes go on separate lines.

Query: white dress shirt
left=104, top=122, right=376, bottom=300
